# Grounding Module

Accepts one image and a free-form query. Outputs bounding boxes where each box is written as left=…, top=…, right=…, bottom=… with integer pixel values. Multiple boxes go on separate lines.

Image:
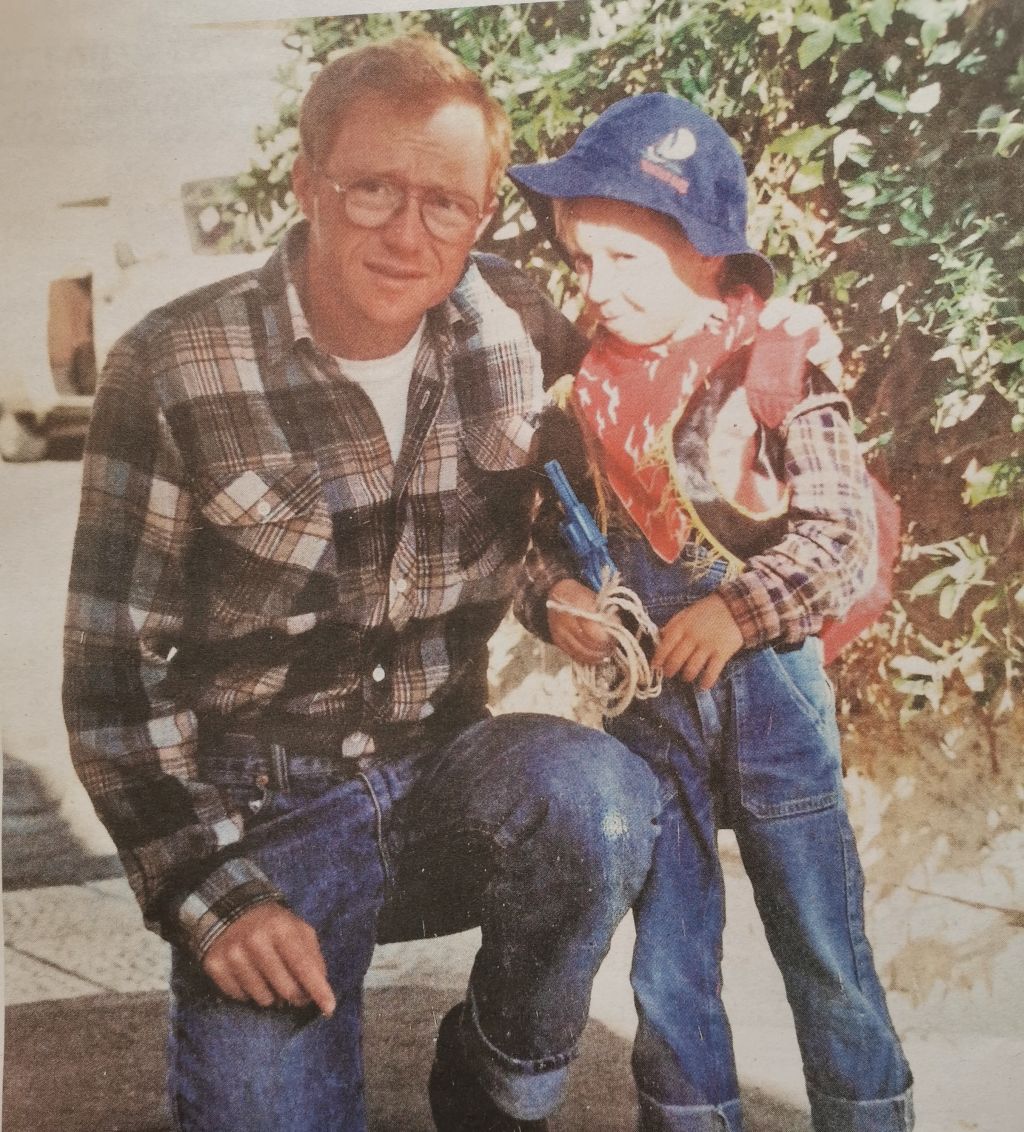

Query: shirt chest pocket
left=194, top=461, right=336, bottom=617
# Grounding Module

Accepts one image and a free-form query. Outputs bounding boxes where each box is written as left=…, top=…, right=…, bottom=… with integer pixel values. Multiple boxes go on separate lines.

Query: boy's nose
left=584, top=262, right=613, bottom=304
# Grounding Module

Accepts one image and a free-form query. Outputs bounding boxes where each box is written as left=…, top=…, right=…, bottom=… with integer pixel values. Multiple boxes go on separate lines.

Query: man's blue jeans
left=604, top=536, right=914, bottom=1132
left=168, top=712, right=660, bottom=1131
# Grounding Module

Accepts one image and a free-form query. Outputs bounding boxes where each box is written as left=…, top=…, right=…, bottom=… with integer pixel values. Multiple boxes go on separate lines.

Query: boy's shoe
left=428, top=1004, right=550, bottom=1132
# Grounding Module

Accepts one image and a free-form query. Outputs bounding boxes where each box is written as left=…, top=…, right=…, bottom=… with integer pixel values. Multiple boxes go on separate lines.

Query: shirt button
left=371, top=665, right=386, bottom=683
left=256, top=500, right=272, bottom=519
left=395, top=577, right=409, bottom=594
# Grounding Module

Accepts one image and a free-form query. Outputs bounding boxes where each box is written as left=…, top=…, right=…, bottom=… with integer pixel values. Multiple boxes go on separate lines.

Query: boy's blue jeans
left=605, top=536, right=914, bottom=1132
left=167, top=712, right=660, bottom=1131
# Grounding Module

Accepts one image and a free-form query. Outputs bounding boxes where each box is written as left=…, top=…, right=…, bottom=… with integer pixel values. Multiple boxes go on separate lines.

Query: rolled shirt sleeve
left=715, top=400, right=878, bottom=649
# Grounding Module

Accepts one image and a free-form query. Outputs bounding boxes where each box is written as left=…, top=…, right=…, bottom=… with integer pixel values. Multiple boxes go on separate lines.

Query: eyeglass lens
left=340, top=177, right=479, bottom=241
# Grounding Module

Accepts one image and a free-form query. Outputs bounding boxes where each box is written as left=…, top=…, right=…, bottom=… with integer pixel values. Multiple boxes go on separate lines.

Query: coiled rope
left=545, top=571, right=663, bottom=718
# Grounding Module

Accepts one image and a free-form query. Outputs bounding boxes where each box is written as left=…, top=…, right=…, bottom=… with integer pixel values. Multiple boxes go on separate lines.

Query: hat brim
left=509, top=156, right=775, bottom=300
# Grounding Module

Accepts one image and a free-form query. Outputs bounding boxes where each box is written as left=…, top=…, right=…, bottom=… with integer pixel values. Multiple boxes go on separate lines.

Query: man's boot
left=428, top=1004, right=551, bottom=1132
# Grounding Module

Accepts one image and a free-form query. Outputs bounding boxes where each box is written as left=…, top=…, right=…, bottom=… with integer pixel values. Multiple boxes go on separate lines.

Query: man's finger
left=231, top=959, right=278, bottom=1008
left=279, top=931, right=336, bottom=1017
left=248, top=941, right=311, bottom=1008
left=204, top=961, right=248, bottom=1003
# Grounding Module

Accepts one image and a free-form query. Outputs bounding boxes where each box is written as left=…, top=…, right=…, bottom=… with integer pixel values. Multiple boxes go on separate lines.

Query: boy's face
left=557, top=197, right=723, bottom=347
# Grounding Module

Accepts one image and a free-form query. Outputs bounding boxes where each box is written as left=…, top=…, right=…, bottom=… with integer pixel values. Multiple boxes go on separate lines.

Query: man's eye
left=429, top=192, right=474, bottom=219
left=353, top=178, right=395, bottom=201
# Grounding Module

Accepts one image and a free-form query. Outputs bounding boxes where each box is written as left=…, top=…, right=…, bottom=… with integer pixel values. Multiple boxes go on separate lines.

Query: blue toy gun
left=544, top=460, right=616, bottom=591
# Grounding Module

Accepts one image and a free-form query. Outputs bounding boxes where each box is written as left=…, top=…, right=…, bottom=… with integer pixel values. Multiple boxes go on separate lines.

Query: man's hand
left=651, top=593, right=744, bottom=692
left=547, top=578, right=616, bottom=666
left=760, top=297, right=843, bottom=382
left=202, top=902, right=336, bottom=1016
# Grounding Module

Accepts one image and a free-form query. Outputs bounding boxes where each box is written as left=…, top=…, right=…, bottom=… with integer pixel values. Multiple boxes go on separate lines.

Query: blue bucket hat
left=508, top=93, right=774, bottom=299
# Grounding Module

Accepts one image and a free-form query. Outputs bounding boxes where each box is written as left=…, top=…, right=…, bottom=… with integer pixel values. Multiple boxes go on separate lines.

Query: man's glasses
left=315, top=167, right=484, bottom=243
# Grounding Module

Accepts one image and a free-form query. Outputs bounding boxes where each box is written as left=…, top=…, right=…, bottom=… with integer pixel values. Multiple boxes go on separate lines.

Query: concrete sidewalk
left=7, top=838, right=1022, bottom=1131
left=2, top=858, right=818, bottom=1132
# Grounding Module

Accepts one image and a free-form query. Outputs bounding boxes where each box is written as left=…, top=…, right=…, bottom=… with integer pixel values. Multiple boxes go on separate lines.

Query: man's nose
left=380, top=194, right=427, bottom=249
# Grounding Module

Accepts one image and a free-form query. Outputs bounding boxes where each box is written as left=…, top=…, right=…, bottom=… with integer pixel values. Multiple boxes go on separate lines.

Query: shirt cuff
left=168, top=856, right=286, bottom=960
left=716, top=572, right=786, bottom=650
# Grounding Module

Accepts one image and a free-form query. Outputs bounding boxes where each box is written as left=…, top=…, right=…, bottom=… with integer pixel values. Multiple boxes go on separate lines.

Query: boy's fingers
left=681, top=646, right=711, bottom=685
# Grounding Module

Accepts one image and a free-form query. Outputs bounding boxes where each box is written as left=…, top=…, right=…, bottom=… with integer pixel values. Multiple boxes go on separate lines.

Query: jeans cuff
left=807, top=1083, right=914, bottom=1132
left=460, top=988, right=574, bottom=1121
left=638, top=1088, right=743, bottom=1132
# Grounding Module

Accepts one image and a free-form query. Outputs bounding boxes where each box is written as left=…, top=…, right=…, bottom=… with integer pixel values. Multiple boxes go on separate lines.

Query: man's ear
left=292, top=153, right=315, bottom=221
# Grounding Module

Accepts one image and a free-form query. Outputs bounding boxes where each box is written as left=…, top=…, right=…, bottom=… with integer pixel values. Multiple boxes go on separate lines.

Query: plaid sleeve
left=62, top=331, right=282, bottom=956
left=715, top=401, right=877, bottom=648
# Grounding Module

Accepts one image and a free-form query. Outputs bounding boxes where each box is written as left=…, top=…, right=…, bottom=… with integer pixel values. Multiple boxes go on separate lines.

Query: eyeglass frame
left=312, top=164, right=489, bottom=243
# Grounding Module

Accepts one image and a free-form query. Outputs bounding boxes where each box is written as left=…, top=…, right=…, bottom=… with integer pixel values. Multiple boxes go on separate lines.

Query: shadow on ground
left=2, top=754, right=122, bottom=889
left=4, top=985, right=810, bottom=1131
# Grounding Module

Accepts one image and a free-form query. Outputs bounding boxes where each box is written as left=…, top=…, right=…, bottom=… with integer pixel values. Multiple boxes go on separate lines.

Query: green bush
left=226, top=0, right=1023, bottom=735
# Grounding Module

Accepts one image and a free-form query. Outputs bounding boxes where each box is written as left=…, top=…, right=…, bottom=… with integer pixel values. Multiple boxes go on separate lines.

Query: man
left=63, top=34, right=660, bottom=1132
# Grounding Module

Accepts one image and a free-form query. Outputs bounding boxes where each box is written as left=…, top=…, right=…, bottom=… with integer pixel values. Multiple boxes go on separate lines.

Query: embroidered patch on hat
left=647, top=127, right=697, bottom=163
left=640, top=127, right=696, bottom=195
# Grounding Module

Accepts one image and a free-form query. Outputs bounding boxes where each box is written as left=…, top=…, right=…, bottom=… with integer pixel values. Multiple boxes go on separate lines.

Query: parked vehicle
left=1, top=183, right=266, bottom=461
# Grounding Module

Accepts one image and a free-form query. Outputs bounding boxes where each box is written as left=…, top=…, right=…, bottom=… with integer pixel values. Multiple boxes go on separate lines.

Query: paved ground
left=3, top=460, right=1022, bottom=1130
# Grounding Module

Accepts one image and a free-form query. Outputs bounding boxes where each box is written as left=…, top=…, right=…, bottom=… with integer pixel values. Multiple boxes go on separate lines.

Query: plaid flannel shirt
left=63, top=223, right=584, bottom=957
left=517, top=386, right=877, bottom=649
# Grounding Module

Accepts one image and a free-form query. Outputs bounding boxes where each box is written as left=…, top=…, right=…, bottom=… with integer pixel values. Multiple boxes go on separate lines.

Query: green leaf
left=798, top=28, right=835, bottom=70
left=921, top=19, right=944, bottom=52
left=875, top=89, right=908, bottom=113
left=907, top=82, right=942, bottom=114
left=842, top=69, right=874, bottom=95
left=792, top=161, right=825, bottom=193
left=929, top=40, right=961, bottom=66
left=835, top=14, right=864, bottom=45
left=769, top=124, right=838, bottom=159
left=997, top=121, right=1024, bottom=156
left=867, top=0, right=894, bottom=38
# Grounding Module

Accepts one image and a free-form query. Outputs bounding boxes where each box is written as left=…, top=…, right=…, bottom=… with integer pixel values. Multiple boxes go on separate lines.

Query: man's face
left=294, top=94, right=495, bottom=359
left=557, top=197, right=723, bottom=347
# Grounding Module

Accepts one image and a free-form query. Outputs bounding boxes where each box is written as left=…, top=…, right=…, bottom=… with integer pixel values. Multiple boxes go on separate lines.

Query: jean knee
left=538, top=726, right=660, bottom=891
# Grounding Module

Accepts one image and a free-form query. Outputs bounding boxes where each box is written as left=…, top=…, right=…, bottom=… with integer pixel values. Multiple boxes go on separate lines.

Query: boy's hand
left=202, top=902, right=336, bottom=1016
left=652, top=593, right=744, bottom=691
left=760, top=298, right=843, bottom=381
left=547, top=578, right=616, bottom=665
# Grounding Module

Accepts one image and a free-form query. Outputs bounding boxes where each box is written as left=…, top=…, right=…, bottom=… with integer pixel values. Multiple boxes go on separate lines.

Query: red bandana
left=571, top=287, right=812, bottom=562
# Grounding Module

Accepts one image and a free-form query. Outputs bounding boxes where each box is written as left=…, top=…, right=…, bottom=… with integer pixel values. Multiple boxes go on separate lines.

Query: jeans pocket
left=731, top=643, right=841, bottom=820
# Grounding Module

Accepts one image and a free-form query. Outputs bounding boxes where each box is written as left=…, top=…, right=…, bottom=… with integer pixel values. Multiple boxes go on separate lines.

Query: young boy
left=510, top=94, right=914, bottom=1132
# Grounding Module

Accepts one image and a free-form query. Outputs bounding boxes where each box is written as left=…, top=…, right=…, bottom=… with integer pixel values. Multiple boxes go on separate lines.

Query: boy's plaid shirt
left=62, top=224, right=583, bottom=957
left=518, top=389, right=879, bottom=650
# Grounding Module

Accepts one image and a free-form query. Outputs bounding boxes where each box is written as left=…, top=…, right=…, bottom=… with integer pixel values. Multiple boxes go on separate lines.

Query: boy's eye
left=610, top=252, right=636, bottom=263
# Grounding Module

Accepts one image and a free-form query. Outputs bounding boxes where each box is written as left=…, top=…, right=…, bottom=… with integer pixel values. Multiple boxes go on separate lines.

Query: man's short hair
left=299, top=33, right=512, bottom=197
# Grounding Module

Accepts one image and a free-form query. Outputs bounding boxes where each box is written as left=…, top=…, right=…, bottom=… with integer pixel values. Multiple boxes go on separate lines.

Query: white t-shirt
left=333, top=318, right=426, bottom=462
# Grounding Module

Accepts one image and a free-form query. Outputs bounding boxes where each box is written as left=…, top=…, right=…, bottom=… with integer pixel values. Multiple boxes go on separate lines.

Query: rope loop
left=546, top=570, right=662, bottom=718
